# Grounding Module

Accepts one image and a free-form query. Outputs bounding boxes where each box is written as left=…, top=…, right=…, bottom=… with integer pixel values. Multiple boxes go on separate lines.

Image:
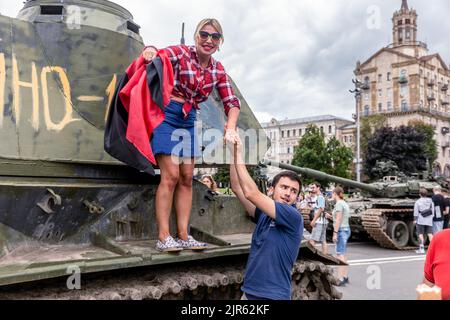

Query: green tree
left=292, top=124, right=353, bottom=187
left=408, top=120, right=438, bottom=164
left=213, top=166, right=256, bottom=188
left=361, top=114, right=388, bottom=156
left=213, top=167, right=230, bottom=188
left=326, top=136, right=354, bottom=179
left=364, top=125, right=428, bottom=179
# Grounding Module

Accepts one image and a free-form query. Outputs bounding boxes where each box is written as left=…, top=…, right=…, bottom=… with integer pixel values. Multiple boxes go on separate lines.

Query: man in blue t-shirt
left=228, top=137, right=303, bottom=300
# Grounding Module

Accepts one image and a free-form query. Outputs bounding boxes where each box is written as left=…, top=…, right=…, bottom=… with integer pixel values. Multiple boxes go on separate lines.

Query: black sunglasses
left=199, top=31, right=222, bottom=42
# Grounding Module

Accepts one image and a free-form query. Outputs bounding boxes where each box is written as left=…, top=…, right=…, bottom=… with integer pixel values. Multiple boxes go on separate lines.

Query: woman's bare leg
left=174, top=158, right=195, bottom=241
left=155, top=155, right=180, bottom=241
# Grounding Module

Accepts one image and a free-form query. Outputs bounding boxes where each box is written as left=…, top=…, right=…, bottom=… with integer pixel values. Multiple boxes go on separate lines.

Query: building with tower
left=354, top=0, right=450, bottom=178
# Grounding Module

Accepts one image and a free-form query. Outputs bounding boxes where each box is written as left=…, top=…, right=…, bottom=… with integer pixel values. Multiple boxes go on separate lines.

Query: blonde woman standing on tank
left=142, top=19, right=241, bottom=252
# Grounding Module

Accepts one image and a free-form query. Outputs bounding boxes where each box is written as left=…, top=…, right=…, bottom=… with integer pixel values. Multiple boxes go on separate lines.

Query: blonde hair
left=194, top=18, right=224, bottom=45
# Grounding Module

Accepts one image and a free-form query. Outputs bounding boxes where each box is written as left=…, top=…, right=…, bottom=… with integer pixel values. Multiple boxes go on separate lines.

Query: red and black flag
left=104, top=52, right=174, bottom=175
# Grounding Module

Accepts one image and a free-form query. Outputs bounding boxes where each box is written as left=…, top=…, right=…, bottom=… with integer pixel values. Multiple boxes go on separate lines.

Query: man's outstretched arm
left=231, top=141, right=276, bottom=220
left=230, top=162, right=256, bottom=218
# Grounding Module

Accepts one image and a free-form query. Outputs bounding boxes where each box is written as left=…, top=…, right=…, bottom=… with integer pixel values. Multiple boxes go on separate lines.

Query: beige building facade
left=354, top=0, right=450, bottom=178
left=262, top=115, right=354, bottom=165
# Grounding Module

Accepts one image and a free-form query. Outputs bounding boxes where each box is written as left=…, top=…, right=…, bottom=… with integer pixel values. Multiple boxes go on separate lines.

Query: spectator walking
left=432, top=187, right=445, bottom=234
left=414, top=188, right=434, bottom=254
left=308, top=182, right=328, bottom=254
left=325, top=187, right=350, bottom=286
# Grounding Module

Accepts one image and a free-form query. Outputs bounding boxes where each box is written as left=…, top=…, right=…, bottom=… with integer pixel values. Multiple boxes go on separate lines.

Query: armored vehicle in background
left=265, top=160, right=443, bottom=250
left=0, top=0, right=342, bottom=299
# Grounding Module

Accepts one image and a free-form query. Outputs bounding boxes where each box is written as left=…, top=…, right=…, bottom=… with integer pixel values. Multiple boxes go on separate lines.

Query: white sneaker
left=415, top=247, right=425, bottom=254
left=176, top=235, right=208, bottom=251
left=156, top=236, right=182, bottom=252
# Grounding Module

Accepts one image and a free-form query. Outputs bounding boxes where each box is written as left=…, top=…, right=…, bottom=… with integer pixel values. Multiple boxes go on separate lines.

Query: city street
left=328, top=241, right=425, bottom=300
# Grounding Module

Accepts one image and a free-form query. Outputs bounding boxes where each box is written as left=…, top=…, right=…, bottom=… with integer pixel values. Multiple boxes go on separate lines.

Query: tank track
left=361, top=208, right=416, bottom=250
left=0, top=260, right=341, bottom=300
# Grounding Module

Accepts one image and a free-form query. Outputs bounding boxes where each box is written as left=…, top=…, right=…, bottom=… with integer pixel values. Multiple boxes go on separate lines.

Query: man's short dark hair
left=311, top=181, right=321, bottom=189
left=271, top=171, right=302, bottom=194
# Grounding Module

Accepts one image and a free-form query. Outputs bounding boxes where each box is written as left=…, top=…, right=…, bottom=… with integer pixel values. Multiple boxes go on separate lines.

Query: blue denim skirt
left=151, top=100, right=201, bottom=158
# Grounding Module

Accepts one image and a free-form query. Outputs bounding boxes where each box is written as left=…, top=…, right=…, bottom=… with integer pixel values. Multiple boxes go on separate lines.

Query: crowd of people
left=414, top=186, right=450, bottom=253
left=295, top=183, right=351, bottom=287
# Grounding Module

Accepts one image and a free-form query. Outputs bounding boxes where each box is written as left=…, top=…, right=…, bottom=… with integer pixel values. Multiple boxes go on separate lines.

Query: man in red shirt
left=423, top=229, right=450, bottom=300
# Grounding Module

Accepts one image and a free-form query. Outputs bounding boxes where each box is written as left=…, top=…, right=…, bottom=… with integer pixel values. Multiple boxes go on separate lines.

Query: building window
left=364, top=105, right=370, bottom=116
left=287, top=130, right=290, bottom=138
left=387, top=101, right=392, bottom=110
left=405, top=27, right=411, bottom=40
left=405, top=19, right=410, bottom=24
left=364, top=93, right=369, bottom=101
left=287, top=160, right=290, bottom=165
left=328, top=126, right=332, bottom=134
left=320, top=126, right=324, bottom=133
left=293, top=129, right=296, bottom=136
left=378, top=74, right=382, bottom=83
left=387, top=88, right=392, bottom=97
left=378, top=89, right=382, bottom=97
left=287, top=147, right=290, bottom=154
left=344, top=136, right=348, bottom=143
left=349, top=136, right=353, bottom=143
left=378, top=103, right=383, bottom=112
left=401, top=100, right=408, bottom=111
left=299, top=129, right=302, bottom=136
left=281, top=131, right=284, bottom=138
left=387, top=72, right=391, bottom=81
left=400, top=85, right=408, bottom=97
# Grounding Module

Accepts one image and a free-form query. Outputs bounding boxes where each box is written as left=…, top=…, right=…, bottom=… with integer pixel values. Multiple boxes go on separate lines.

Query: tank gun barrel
left=263, top=160, right=383, bottom=195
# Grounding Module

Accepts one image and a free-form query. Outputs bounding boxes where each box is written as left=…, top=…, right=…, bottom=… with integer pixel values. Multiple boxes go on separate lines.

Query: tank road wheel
left=386, top=221, right=409, bottom=248
left=407, top=221, right=420, bottom=247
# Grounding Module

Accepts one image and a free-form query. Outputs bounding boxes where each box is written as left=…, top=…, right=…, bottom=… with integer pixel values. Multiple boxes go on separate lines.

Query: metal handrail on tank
left=262, top=159, right=384, bottom=196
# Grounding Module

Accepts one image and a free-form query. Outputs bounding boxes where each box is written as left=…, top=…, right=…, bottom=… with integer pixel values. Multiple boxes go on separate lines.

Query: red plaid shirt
left=156, top=45, right=240, bottom=117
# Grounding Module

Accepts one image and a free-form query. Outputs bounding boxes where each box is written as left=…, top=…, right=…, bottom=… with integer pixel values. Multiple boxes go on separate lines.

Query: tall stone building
left=354, top=0, right=450, bottom=178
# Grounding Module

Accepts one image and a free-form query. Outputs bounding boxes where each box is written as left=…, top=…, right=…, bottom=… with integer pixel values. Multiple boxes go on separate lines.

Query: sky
left=1, top=0, right=450, bottom=124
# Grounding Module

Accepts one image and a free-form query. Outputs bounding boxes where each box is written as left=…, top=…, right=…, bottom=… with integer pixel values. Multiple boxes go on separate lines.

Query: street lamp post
left=350, top=79, right=363, bottom=182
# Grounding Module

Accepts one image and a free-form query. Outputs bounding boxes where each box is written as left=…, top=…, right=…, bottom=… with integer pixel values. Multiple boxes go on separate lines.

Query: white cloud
left=1, top=0, right=449, bottom=124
